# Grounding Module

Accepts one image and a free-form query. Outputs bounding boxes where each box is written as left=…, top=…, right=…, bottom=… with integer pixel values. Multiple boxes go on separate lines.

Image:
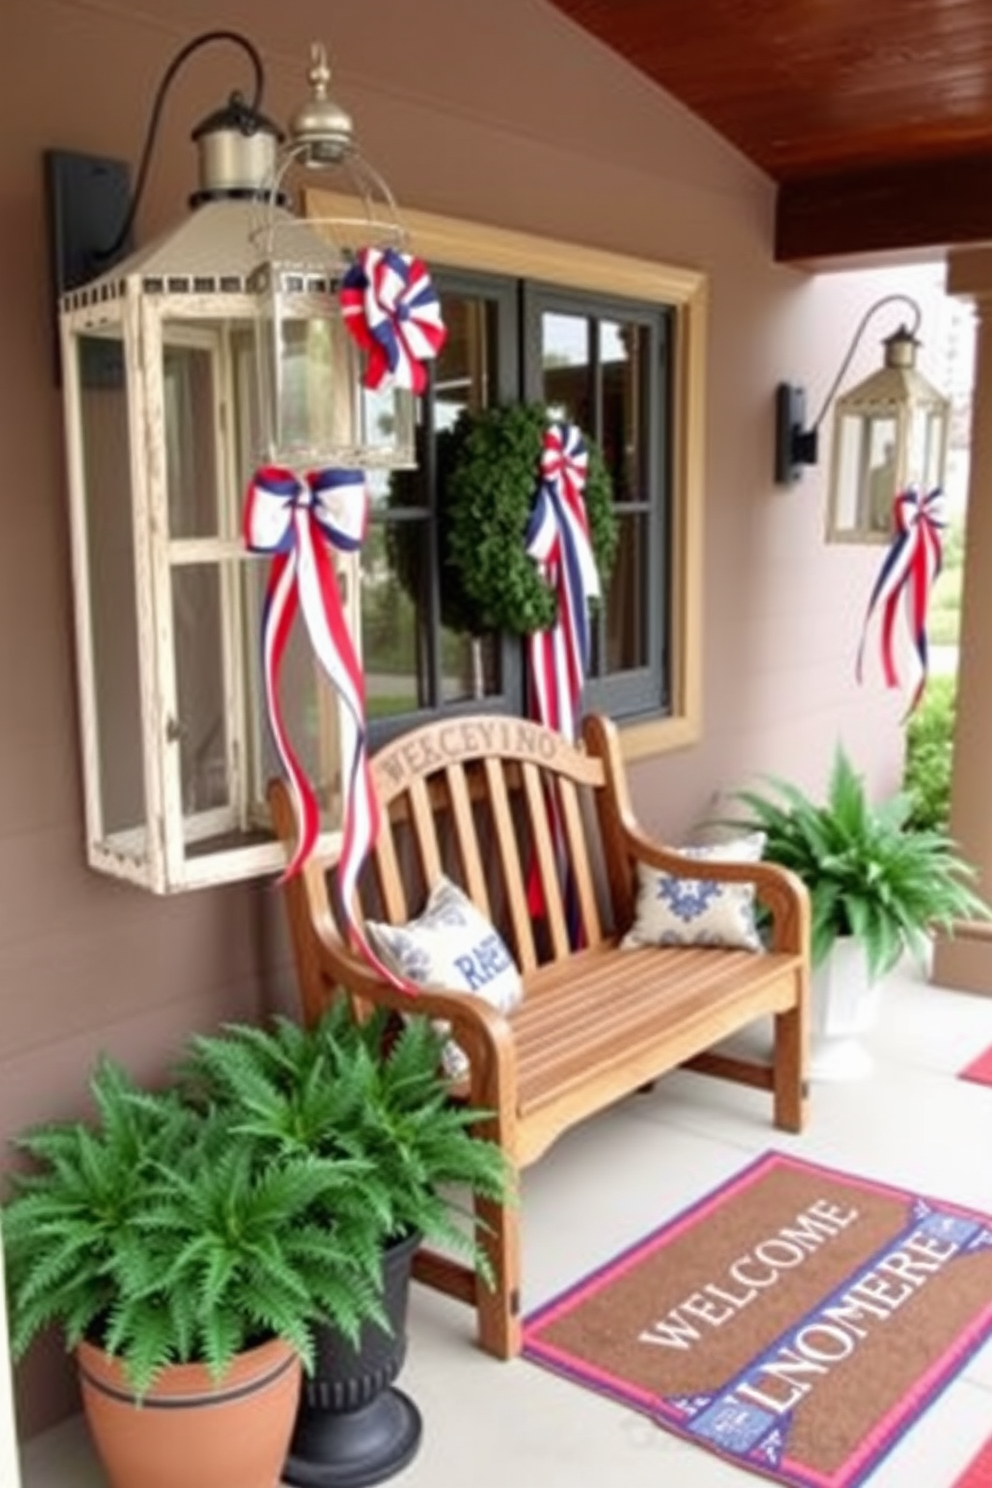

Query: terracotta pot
left=76, top=1335, right=302, bottom=1488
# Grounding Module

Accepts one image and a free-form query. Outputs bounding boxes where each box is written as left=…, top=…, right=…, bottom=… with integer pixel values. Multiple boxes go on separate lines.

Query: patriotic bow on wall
left=524, top=422, right=601, bottom=743
left=340, top=246, right=447, bottom=394
left=244, top=466, right=414, bottom=992
left=857, top=486, right=944, bottom=717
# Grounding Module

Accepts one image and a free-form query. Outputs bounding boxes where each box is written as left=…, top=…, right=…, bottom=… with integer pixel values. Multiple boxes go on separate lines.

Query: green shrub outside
left=903, top=673, right=956, bottom=832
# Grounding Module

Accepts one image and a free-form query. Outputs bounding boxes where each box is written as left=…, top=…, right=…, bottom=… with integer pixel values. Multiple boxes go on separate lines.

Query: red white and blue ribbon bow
left=340, top=246, right=447, bottom=395
left=524, top=423, right=600, bottom=943
left=244, top=466, right=415, bottom=992
left=524, top=422, right=600, bottom=743
left=857, top=486, right=944, bottom=717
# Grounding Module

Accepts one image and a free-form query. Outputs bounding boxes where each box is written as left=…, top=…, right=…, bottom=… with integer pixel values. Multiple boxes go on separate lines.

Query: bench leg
left=474, top=1191, right=522, bottom=1359
left=773, top=1002, right=807, bottom=1133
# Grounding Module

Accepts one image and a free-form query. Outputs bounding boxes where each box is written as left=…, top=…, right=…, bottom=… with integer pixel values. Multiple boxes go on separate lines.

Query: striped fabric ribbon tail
left=524, top=422, right=601, bottom=942
left=243, top=465, right=418, bottom=994
left=857, top=486, right=944, bottom=717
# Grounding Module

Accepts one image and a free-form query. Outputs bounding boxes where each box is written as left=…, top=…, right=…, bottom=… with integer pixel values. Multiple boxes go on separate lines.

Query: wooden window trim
left=306, top=189, right=707, bottom=761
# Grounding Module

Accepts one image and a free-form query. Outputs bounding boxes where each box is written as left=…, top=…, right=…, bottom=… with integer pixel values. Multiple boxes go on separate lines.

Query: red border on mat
left=959, top=1045, right=992, bottom=1085
left=953, top=1435, right=992, bottom=1488
left=523, top=1150, right=992, bottom=1488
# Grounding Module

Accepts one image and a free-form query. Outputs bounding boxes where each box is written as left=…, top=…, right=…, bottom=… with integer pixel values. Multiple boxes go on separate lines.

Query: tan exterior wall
left=3, top=0, right=949, bottom=1439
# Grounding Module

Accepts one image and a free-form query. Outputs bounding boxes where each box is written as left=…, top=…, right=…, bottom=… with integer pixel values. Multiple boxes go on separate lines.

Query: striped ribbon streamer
left=243, top=465, right=417, bottom=993
left=524, top=422, right=601, bottom=744
left=524, top=423, right=600, bottom=939
left=857, top=486, right=944, bottom=717
left=340, top=246, right=447, bottom=395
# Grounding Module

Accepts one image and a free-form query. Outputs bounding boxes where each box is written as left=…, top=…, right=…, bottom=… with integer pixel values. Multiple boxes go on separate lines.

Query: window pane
left=363, top=516, right=430, bottom=719
left=436, top=297, right=499, bottom=428
left=601, top=320, right=646, bottom=502
left=541, top=312, right=592, bottom=427
left=441, top=631, right=501, bottom=704
left=601, top=512, right=650, bottom=673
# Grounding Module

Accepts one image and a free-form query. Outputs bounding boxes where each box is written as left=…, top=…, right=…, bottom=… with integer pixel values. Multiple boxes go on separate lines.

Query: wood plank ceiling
left=547, top=0, right=992, bottom=261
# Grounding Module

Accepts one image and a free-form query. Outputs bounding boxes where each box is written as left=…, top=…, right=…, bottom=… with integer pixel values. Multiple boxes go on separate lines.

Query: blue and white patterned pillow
left=366, top=877, right=524, bottom=1077
left=620, top=833, right=766, bottom=952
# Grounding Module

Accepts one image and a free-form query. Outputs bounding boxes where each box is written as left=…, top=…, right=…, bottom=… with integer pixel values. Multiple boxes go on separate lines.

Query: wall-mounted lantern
left=49, top=31, right=415, bottom=891
left=774, top=294, right=951, bottom=545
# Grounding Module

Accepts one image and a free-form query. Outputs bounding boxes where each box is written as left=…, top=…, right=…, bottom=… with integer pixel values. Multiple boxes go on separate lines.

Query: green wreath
left=390, top=403, right=618, bottom=637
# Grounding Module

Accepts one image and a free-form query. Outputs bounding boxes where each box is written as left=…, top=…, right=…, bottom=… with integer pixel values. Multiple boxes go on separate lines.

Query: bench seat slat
left=514, top=945, right=798, bottom=1111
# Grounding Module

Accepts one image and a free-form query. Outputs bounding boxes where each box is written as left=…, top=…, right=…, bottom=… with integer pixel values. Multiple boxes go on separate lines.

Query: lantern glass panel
left=829, top=411, right=899, bottom=542
left=172, top=563, right=232, bottom=821
left=76, top=330, right=145, bottom=853
left=908, top=408, right=947, bottom=492
left=164, top=343, right=222, bottom=538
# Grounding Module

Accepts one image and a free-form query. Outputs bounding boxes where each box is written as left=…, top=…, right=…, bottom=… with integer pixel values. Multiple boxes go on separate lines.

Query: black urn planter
left=283, top=1232, right=423, bottom=1488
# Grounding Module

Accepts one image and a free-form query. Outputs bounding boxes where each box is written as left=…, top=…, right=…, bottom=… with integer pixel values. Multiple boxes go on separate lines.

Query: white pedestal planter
left=810, top=938, right=882, bottom=1081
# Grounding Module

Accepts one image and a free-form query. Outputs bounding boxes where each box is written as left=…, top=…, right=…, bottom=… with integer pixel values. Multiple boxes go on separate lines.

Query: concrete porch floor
left=18, top=960, right=992, bottom=1488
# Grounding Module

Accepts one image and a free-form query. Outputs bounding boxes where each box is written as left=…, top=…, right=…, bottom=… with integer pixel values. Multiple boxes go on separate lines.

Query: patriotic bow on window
left=340, top=246, right=447, bottom=394
left=857, top=486, right=944, bottom=717
left=524, top=421, right=601, bottom=743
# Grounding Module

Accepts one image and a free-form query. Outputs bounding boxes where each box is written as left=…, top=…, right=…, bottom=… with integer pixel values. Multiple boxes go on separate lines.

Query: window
left=312, top=193, right=706, bottom=761
left=523, top=284, right=672, bottom=720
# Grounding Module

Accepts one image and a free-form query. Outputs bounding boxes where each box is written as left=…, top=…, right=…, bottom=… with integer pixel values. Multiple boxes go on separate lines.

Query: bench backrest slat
left=407, top=775, right=444, bottom=889
left=519, top=761, right=572, bottom=961
left=557, top=776, right=604, bottom=945
left=481, top=756, right=538, bottom=971
left=445, top=763, right=493, bottom=920
left=369, top=810, right=409, bottom=925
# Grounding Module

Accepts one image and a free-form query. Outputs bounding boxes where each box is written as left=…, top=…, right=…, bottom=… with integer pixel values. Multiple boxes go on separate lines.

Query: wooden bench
left=270, top=711, right=811, bottom=1360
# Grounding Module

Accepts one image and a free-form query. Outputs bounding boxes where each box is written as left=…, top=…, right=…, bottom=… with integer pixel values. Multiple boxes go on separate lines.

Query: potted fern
left=1, top=1057, right=385, bottom=1488
left=730, top=745, right=990, bottom=1077
left=181, top=1004, right=511, bottom=1488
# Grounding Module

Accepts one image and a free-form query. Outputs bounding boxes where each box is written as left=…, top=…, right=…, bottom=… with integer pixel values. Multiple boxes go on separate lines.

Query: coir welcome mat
left=523, top=1152, right=992, bottom=1488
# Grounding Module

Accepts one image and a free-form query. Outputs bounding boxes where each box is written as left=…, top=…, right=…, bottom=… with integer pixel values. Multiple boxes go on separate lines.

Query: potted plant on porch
left=181, top=1002, right=512, bottom=1488
left=729, top=745, right=990, bottom=1078
left=1, top=1055, right=386, bottom=1488
left=2, top=1007, right=508, bottom=1488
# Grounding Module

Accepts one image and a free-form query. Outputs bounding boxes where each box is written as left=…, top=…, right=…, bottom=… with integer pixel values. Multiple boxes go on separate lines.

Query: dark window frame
left=365, top=269, right=676, bottom=746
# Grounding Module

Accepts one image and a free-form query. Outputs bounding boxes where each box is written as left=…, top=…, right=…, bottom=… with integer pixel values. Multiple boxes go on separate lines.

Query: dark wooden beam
left=776, top=155, right=992, bottom=262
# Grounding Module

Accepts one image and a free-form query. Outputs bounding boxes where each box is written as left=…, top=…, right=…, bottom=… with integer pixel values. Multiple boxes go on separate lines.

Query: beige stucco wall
left=3, top=0, right=950, bottom=1439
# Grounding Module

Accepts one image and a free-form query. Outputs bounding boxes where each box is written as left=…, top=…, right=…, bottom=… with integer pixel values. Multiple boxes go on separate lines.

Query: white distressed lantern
left=54, top=37, right=412, bottom=891
left=827, top=325, right=951, bottom=544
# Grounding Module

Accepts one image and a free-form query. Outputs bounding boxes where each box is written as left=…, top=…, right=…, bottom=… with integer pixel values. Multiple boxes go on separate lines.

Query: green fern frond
left=729, top=743, right=991, bottom=976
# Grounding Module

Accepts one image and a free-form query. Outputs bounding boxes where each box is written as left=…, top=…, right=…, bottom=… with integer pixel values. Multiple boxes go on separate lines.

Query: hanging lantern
left=249, top=45, right=417, bottom=472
